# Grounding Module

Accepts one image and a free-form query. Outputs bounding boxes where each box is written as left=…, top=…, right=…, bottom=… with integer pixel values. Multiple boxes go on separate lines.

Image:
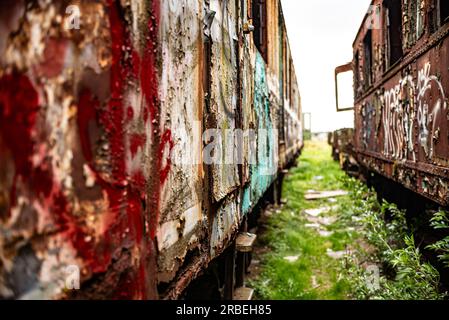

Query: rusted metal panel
left=242, top=52, right=277, bottom=215
left=288, top=64, right=303, bottom=156
left=0, top=0, right=163, bottom=299
left=157, top=0, right=207, bottom=284
left=277, top=19, right=302, bottom=166
left=266, top=0, right=280, bottom=79
left=330, top=128, right=358, bottom=173
left=210, top=194, right=240, bottom=257
left=283, top=59, right=302, bottom=163
left=206, top=0, right=242, bottom=260
left=267, top=71, right=281, bottom=168
left=352, top=0, right=449, bottom=206
left=0, top=0, right=303, bottom=299
left=238, top=0, right=256, bottom=187
left=209, top=0, right=240, bottom=202
left=331, top=129, right=355, bottom=161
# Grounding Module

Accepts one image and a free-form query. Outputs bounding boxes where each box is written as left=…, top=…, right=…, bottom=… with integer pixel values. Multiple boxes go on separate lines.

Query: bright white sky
left=281, top=0, right=372, bottom=132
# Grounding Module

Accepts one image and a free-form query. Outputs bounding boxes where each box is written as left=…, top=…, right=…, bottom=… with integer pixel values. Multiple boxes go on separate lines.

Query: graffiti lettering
left=379, top=63, right=447, bottom=161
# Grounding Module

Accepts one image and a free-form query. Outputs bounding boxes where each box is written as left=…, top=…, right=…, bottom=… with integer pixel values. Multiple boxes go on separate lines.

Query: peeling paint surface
left=157, top=0, right=206, bottom=285
left=353, top=0, right=449, bottom=206
left=242, top=52, right=276, bottom=215
left=0, top=0, right=303, bottom=299
left=209, top=0, right=240, bottom=202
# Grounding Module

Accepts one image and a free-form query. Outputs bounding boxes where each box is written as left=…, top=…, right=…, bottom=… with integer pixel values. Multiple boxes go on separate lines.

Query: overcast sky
left=281, top=0, right=372, bottom=132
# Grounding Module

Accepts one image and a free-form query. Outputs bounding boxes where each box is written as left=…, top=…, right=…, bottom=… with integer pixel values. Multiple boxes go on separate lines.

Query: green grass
left=249, top=140, right=447, bottom=300
left=249, top=140, right=354, bottom=300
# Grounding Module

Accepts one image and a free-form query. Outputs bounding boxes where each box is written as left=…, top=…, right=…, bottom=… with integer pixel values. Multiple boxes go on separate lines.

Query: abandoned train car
left=336, top=0, right=449, bottom=207
left=329, top=128, right=358, bottom=176
left=0, top=0, right=302, bottom=299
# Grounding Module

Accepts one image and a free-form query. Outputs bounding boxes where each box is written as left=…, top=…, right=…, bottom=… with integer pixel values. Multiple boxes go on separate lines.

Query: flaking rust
left=349, top=0, right=449, bottom=207
left=0, top=0, right=162, bottom=299
left=0, top=0, right=303, bottom=299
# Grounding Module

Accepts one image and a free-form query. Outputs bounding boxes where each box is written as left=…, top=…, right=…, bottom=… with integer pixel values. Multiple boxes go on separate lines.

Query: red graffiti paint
left=129, top=133, right=146, bottom=158
left=76, top=90, right=114, bottom=273
left=0, top=77, right=113, bottom=275
left=0, top=72, right=77, bottom=246
left=138, top=0, right=173, bottom=241
left=37, top=38, right=68, bottom=78
left=0, top=73, right=39, bottom=179
left=126, top=106, right=134, bottom=122
left=1, top=1, right=164, bottom=299
left=0, top=72, right=71, bottom=233
left=0, top=72, right=39, bottom=218
left=74, top=0, right=162, bottom=298
left=104, top=0, right=154, bottom=298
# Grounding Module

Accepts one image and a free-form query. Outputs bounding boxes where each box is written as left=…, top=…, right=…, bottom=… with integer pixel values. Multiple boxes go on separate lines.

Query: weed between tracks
left=248, top=140, right=448, bottom=300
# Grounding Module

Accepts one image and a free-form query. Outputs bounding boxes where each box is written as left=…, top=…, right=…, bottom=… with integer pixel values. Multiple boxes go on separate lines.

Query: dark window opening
left=363, top=30, right=372, bottom=88
left=354, top=50, right=361, bottom=98
left=440, top=0, right=449, bottom=24
left=430, top=0, right=449, bottom=32
left=385, top=0, right=403, bottom=67
left=429, top=0, right=439, bottom=33
left=252, top=0, right=268, bottom=62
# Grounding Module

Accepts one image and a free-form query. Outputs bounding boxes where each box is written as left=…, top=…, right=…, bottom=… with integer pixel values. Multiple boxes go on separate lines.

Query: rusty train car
left=329, top=128, right=358, bottom=176
left=0, top=0, right=302, bottom=299
left=336, top=0, right=449, bottom=207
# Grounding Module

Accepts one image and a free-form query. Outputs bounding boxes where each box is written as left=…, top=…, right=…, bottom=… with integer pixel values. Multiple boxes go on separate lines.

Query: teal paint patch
left=242, top=52, right=277, bottom=215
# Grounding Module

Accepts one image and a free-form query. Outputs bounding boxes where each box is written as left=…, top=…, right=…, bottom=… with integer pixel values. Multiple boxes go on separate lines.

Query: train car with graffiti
left=336, top=0, right=449, bottom=207
left=0, top=0, right=302, bottom=299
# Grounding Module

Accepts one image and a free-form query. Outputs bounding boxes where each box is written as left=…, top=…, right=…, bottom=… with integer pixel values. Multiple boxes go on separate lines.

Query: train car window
left=416, top=0, right=424, bottom=39
left=354, top=50, right=361, bottom=98
left=252, top=0, right=268, bottom=62
left=429, top=0, right=449, bottom=33
left=401, top=0, right=424, bottom=47
left=363, top=30, right=372, bottom=88
left=384, top=0, right=403, bottom=67
left=429, top=0, right=439, bottom=32
left=440, top=0, right=449, bottom=24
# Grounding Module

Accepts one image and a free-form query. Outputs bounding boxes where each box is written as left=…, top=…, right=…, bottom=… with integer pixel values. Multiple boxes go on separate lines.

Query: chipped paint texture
left=209, top=0, right=240, bottom=202
left=0, top=0, right=302, bottom=299
left=353, top=0, right=449, bottom=206
left=0, top=0, right=163, bottom=299
left=242, top=52, right=276, bottom=215
left=238, top=0, right=256, bottom=186
left=210, top=194, right=240, bottom=257
left=157, top=0, right=206, bottom=285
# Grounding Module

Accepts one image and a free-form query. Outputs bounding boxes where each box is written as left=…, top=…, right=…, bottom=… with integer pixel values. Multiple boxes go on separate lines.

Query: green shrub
left=427, top=211, right=449, bottom=268
left=339, top=182, right=447, bottom=300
